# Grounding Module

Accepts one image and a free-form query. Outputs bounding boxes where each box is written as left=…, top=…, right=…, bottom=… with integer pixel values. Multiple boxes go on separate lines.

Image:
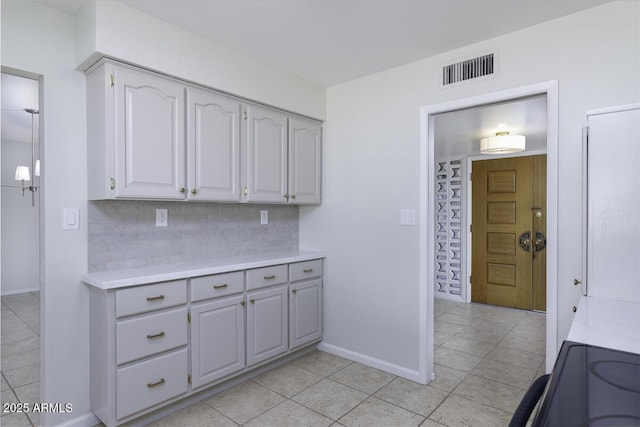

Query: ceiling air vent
left=442, top=53, right=495, bottom=86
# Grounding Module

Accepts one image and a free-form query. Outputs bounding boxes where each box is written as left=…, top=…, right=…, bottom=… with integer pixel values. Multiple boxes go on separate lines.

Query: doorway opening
left=1, top=68, right=43, bottom=425
left=419, top=81, right=558, bottom=384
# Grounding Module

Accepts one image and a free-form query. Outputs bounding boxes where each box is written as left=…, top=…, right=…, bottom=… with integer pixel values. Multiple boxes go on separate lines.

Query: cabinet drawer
left=116, top=307, right=188, bottom=365
left=191, top=271, right=244, bottom=302
left=289, top=259, right=323, bottom=282
left=246, top=264, right=288, bottom=290
left=116, top=280, right=187, bottom=318
left=116, top=348, right=188, bottom=420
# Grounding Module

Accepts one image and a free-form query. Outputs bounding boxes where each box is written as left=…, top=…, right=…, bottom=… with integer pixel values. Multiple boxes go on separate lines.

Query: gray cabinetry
left=88, top=256, right=324, bottom=426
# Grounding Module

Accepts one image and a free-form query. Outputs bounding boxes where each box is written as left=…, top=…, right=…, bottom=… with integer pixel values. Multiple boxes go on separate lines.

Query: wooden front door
left=471, top=155, right=547, bottom=310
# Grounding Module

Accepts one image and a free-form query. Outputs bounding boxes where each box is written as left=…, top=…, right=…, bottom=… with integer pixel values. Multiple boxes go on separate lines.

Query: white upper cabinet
left=288, top=118, right=322, bottom=204
left=87, top=62, right=186, bottom=200
left=243, top=106, right=322, bottom=204
left=187, top=88, right=241, bottom=201
left=244, top=105, right=289, bottom=203
left=87, top=60, right=321, bottom=204
left=114, top=65, right=186, bottom=199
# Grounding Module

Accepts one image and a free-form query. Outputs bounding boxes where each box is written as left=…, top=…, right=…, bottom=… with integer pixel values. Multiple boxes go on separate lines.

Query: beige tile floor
left=0, top=296, right=546, bottom=427
left=149, top=298, right=546, bottom=427
left=1, top=292, right=41, bottom=427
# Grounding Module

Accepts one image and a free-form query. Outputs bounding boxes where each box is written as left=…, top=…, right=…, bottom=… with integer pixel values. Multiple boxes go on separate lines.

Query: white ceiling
left=36, top=0, right=614, bottom=86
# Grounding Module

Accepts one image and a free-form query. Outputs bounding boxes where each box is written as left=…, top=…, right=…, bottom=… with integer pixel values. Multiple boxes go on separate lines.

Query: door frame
left=418, top=80, right=558, bottom=383
left=465, top=150, right=548, bottom=304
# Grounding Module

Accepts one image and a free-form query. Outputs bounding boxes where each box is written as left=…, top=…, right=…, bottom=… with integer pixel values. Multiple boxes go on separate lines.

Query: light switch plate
left=260, top=210, right=268, bottom=225
left=63, top=208, right=80, bottom=230
left=400, top=209, right=416, bottom=226
left=156, top=209, right=168, bottom=227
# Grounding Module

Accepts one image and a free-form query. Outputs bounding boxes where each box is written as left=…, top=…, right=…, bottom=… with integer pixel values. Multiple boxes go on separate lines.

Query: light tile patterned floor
left=0, top=296, right=546, bottom=426
left=1, top=292, right=40, bottom=427
left=150, top=298, right=546, bottom=427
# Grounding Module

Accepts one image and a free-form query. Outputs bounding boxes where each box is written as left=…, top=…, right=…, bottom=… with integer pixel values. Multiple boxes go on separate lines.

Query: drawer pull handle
left=147, top=332, right=165, bottom=340
left=264, top=275, right=276, bottom=280
left=213, top=284, right=228, bottom=289
left=303, top=268, right=314, bottom=273
left=147, top=378, right=165, bottom=388
left=146, top=295, right=165, bottom=302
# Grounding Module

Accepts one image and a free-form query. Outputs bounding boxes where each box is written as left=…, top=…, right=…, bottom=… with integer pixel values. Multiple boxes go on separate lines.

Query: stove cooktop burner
left=533, top=342, right=640, bottom=427
left=589, top=360, right=640, bottom=393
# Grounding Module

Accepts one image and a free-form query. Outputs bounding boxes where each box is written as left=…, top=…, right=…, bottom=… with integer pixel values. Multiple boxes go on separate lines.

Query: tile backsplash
left=88, top=201, right=299, bottom=272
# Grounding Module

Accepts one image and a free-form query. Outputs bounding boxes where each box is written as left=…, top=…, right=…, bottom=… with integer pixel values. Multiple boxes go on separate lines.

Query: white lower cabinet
left=289, top=278, right=323, bottom=349
left=190, top=295, right=245, bottom=388
left=246, top=285, right=289, bottom=366
left=88, top=257, right=323, bottom=426
left=116, top=348, right=189, bottom=419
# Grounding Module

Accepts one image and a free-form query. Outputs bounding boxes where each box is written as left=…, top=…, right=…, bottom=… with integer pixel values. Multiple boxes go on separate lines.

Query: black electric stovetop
left=534, top=341, right=640, bottom=426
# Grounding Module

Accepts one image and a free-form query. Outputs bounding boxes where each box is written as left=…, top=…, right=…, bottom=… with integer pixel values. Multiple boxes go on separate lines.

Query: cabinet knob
left=179, top=187, right=186, bottom=193
left=573, top=306, right=577, bottom=313
left=291, top=194, right=296, bottom=200
left=250, top=299, right=255, bottom=304
left=240, top=301, right=246, bottom=307
left=574, top=279, right=582, bottom=286
left=291, top=289, right=297, bottom=294
left=191, top=188, right=197, bottom=195
left=284, top=194, right=289, bottom=200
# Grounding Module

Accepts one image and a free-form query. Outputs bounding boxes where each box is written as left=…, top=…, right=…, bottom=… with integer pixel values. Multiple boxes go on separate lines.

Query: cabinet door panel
left=289, top=118, right=322, bottom=204
left=114, top=66, right=185, bottom=199
left=289, top=279, right=323, bottom=349
left=187, top=89, right=241, bottom=201
left=246, top=286, right=288, bottom=366
left=190, top=295, right=245, bottom=388
left=245, top=105, right=288, bottom=203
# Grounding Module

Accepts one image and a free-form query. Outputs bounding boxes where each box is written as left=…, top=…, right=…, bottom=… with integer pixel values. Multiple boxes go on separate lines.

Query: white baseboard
left=51, top=412, right=100, bottom=427
left=1, top=287, right=39, bottom=296
left=317, top=342, right=423, bottom=383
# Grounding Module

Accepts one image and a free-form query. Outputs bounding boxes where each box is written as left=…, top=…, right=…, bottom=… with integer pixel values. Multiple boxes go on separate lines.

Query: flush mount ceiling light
left=480, top=131, right=526, bottom=154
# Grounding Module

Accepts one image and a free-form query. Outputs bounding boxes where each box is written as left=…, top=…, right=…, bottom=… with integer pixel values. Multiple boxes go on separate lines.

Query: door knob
left=519, top=232, right=531, bottom=252
left=534, top=232, right=546, bottom=252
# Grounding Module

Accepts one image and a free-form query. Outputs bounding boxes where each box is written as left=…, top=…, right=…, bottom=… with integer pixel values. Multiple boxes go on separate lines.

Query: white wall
left=300, top=1, right=640, bottom=376
left=1, top=145, right=40, bottom=295
left=1, top=72, right=41, bottom=295
left=2, top=0, right=326, bottom=424
left=76, top=0, right=326, bottom=120
left=2, top=1, right=89, bottom=425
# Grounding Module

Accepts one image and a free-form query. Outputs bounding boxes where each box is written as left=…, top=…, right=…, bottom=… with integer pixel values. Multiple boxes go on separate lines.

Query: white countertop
left=567, top=295, right=640, bottom=354
left=82, top=250, right=326, bottom=290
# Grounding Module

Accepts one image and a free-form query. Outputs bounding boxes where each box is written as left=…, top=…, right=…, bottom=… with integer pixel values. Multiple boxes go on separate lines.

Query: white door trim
left=419, top=80, right=559, bottom=383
